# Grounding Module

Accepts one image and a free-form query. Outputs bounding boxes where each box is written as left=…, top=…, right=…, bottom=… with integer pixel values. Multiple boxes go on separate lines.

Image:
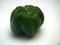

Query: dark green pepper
left=10, top=5, right=44, bottom=38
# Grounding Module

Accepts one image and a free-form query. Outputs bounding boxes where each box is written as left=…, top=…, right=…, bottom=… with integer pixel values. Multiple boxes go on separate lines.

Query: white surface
left=0, top=0, right=60, bottom=45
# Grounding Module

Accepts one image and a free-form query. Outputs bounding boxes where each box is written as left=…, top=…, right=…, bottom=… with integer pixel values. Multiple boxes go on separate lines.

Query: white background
left=0, top=0, right=60, bottom=45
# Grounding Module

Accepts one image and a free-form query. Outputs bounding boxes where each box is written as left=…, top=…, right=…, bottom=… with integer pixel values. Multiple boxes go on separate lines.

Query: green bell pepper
left=10, top=5, right=44, bottom=38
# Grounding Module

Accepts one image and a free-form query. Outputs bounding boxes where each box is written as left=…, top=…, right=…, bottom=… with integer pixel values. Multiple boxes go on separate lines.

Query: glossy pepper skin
left=10, top=5, right=44, bottom=38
